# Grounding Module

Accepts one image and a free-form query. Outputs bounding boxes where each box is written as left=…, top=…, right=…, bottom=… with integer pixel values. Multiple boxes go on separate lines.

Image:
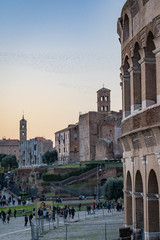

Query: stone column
left=129, top=66, right=141, bottom=113
left=139, top=49, right=156, bottom=109
left=121, top=75, right=131, bottom=118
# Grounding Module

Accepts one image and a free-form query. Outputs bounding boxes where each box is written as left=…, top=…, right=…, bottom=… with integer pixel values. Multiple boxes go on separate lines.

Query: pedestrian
left=24, top=214, right=28, bottom=226
left=29, top=213, right=33, bottom=225
left=78, top=203, right=81, bottom=211
left=14, top=209, right=17, bottom=218
left=6, top=213, right=10, bottom=224
left=2, top=211, right=6, bottom=224
left=71, top=207, right=75, bottom=219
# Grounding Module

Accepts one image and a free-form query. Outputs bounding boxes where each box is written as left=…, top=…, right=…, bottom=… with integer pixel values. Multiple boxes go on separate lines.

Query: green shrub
left=103, top=177, right=123, bottom=201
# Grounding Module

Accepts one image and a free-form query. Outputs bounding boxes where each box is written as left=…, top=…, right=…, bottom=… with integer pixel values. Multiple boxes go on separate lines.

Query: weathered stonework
left=118, top=0, right=160, bottom=239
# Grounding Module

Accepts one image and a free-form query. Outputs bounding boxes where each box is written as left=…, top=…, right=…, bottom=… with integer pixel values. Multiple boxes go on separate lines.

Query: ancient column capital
left=130, top=156, right=134, bottom=166
left=133, top=192, right=143, bottom=198
left=146, top=193, right=159, bottom=201
left=155, top=153, right=160, bottom=165
left=121, top=158, right=126, bottom=165
left=140, top=155, right=148, bottom=165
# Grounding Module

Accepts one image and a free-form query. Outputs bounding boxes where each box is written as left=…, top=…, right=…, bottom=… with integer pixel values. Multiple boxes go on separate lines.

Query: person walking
left=6, top=213, right=10, bottom=224
left=14, top=209, right=17, bottom=218
left=2, top=211, right=6, bottom=224
left=71, top=207, right=76, bottom=219
left=29, top=213, right=33, bottom=225
left=24, top=214, right=28, bottom=226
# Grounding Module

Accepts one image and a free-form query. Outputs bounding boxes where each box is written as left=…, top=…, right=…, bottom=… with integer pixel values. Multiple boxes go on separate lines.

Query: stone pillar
left=139, top=48, right=156, bottom=109
left=129, top=66, right=141, bottom=113
left=145, top=194, right=160, bottom=240
left=122, top=75, right=131, bottom=118
left=139, top=48, right=147, bottom=109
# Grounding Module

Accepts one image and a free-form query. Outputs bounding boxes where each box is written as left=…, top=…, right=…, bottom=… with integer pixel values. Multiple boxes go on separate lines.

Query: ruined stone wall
left=118, top=0, right=160, bottom=238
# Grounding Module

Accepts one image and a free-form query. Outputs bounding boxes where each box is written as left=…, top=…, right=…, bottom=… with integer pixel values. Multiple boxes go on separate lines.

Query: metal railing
left=30, top=208, right=124, bottom=240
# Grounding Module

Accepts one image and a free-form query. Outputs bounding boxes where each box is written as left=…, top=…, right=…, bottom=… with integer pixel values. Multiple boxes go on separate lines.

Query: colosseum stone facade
left=117, top=0, right=160, bottom=239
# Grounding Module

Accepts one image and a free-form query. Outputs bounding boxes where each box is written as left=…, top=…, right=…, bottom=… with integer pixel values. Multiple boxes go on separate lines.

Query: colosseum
left=117, top=0, right=160, bottom=239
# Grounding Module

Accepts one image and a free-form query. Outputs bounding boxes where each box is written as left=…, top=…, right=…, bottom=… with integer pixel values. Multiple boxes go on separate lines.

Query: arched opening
left=123, top=14, right=129, bottom=42
left=132, top=43, right=142, bottom=110
left=123, top=56, right=131, bottom=117
left=148, top=170, right=159, bottom=233
left=126, top=171, right=132, bottom=225
left=135, top=171, right=144, bottom=229
left=144, top=32, right=157, bottom=107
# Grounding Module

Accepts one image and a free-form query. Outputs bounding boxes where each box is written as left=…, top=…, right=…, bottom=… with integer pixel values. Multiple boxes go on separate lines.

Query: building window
left=64, top=147, right=65, bottom=152
left=74, top=133, right=78, bottom=140
left=59, top=148, right=61, bottom=153
left=123, top=14, right=129, bottom=42
left=105, top=96, right=108, bottom=101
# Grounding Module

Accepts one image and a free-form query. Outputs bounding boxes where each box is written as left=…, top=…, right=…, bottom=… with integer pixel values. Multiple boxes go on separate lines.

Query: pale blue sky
left=0, top=0, right=126, bottom=142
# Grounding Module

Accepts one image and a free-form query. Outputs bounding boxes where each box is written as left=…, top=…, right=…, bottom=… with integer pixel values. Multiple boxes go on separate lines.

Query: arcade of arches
left=118, top=0, right=160, bottom=239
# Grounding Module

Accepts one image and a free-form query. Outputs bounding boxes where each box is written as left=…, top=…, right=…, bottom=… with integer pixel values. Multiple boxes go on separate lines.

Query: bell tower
left=97, top=87, right=111, bottom=112
left=20, top=115, right=27, bottom=142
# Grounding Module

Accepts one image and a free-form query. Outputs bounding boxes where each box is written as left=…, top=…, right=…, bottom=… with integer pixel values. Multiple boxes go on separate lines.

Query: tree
left=0, top=154, right=7, bottom=163
left=103, top=177, right=123, bottom=201
left=42, top=150, right=58, bottom=165
left=1, top=155, right=18, bottom=168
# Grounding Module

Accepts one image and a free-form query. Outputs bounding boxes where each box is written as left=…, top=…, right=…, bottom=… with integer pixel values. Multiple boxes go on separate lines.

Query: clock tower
left=20, top=115, right=27, bottom=142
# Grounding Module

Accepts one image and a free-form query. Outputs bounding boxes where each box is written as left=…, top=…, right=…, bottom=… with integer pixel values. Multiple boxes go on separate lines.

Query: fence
left=30, top=208, right=125, bottom=240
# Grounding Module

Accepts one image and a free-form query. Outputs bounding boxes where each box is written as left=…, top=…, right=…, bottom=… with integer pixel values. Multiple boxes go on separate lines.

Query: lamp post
left=96, top=165, right=102, bottom=201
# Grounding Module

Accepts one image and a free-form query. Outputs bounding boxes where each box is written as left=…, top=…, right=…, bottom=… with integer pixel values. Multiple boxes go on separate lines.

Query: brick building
left=0, top=138, right=20, bottom=160
left=79, top=88, right=122, bottom=161
left=117, top=0, right=160, bottom=239
left=55, top=124, right=79, bottom=164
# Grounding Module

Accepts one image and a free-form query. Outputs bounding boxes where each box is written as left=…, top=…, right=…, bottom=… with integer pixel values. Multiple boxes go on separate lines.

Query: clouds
left=0, top=50, right=109, bottom=75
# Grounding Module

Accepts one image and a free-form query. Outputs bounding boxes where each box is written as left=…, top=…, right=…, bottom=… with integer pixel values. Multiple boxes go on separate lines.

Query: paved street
left=0, top=209, right=124, bottom=240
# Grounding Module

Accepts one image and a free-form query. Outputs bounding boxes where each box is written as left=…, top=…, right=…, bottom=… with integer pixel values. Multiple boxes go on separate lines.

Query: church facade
left=118, top=0, right=160, bottom=239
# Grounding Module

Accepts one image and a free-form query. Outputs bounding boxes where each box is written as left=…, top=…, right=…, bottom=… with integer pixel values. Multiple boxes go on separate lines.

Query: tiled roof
left=0, top=139, right=20, bottom=146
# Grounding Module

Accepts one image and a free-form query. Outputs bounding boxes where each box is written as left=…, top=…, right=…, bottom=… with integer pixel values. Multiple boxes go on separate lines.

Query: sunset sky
left=0, top=0, right=126, bottom=144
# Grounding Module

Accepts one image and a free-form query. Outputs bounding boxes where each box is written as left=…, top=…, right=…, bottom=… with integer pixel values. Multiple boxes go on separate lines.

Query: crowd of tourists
left=86, top=200, right=123, bottom=215
left=0, top=189, right=16, bottom=206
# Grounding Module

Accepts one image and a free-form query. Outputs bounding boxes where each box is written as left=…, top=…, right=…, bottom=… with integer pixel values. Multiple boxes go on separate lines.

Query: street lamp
left=97, top=165, right=102, bottom=201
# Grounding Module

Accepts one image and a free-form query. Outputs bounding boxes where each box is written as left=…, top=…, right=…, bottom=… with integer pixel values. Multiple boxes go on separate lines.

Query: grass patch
left=68, top=181, right=97, bottom=188
left=0, top=204, right=35, bottom=217
left=58, top=163, right=84, bottom=169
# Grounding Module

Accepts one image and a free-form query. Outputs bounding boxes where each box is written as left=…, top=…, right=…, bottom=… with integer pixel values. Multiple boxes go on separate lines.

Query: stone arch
left=126, top=171, right=132, bottom=225
left=123, top=14, right=130, bottom=42
left=144, top=31, right=157, bottom=107
left=132, top=42, right=142, bottom=110
left=148, top=169, right=159, bottom=233
left=134, top=170, right=144, bottom=229
left=123, top=56, right=131, bottom=117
